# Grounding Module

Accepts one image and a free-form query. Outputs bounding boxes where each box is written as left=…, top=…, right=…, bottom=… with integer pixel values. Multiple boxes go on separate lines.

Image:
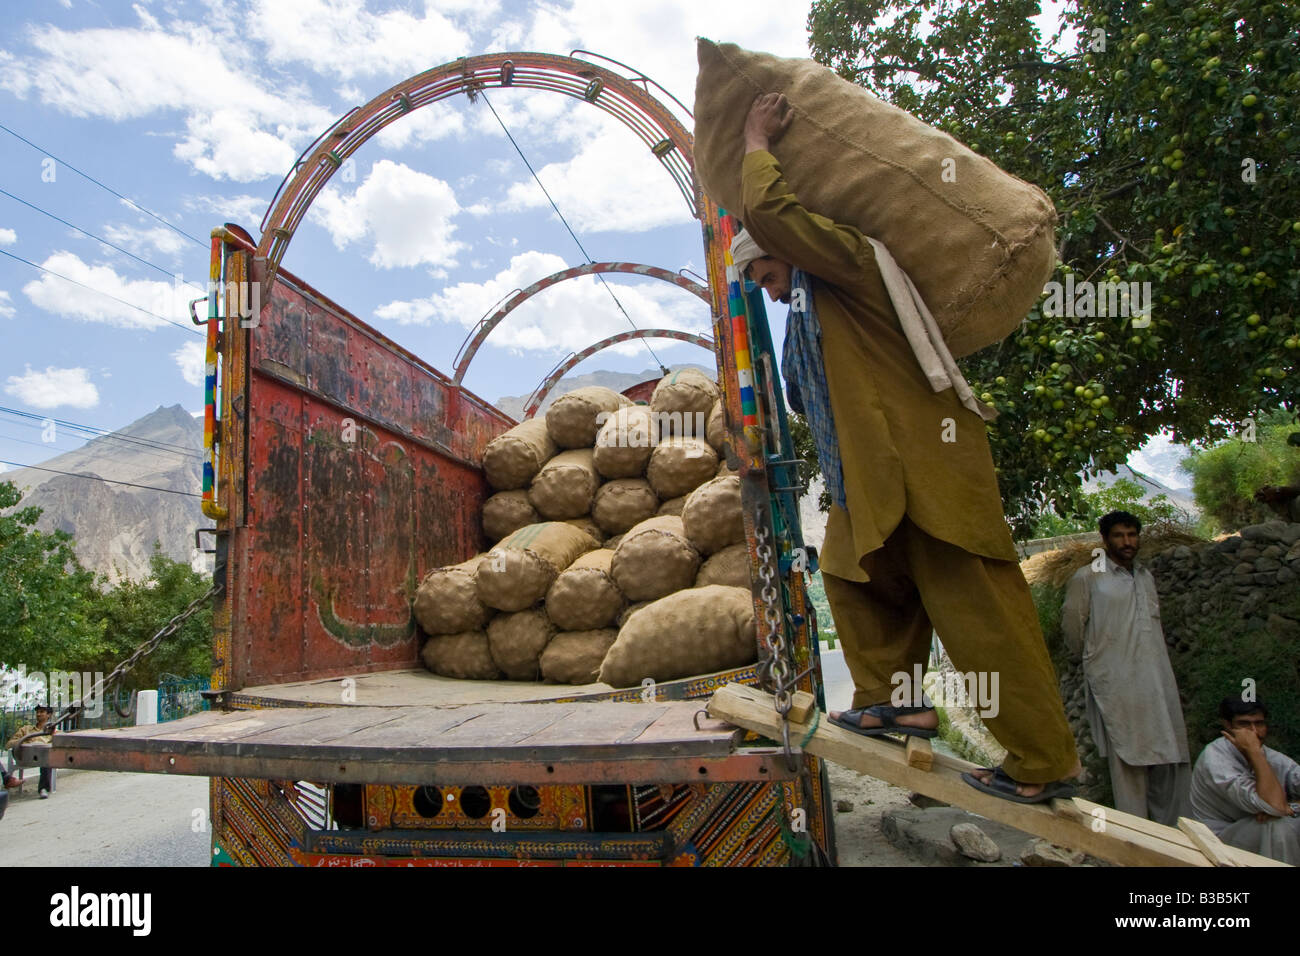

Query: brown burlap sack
left=694, top=39, right=1058, bottom=358
left=657, top=495, right=686, bottom=516
left=475, top=522, right=597, bottom=612
left=546, top=386, right=632, bottom=449
left=540, top=629, right=619, bottom=684
left=605, top=532, right=625, bottom=551
left=618, top=600, right=653, bottom=627
left=611, top=515, right=701, bottom=601
left=647, top=437, right=719, bottom=499
left=420, top=631, right=500, bottom=680
left=695, top=542, right=751, bottom=588
left=599, top=585, right=757, bottom=687
left=705, top=399, right=727, bottom=454
left=682, top=476, right=744, bottom=556
left=592, top=406, right=659, bottom=479
left=563, top=516, right=605, bottom=544
left=482, top=490, right=539, bottom=542
left=592, top=478, right=659, bottom=535
left=482, top=418, right=557, bottom=491
left=414, top=555, right=493, bottom=635
left=487, top=608, right=556, bottom=680
left=545, top=549, right=625, bottom=631
left=650, top=369, right=718, bottom=436
left=528, top=448, right=599, bottom=520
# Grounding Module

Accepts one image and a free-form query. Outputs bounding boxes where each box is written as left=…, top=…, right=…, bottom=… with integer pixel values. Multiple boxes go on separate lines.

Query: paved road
left=3, top=769, right=212, bottom=867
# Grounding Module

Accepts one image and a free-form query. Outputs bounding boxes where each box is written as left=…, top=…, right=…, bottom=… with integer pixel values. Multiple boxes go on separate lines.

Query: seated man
left=1190, top=697, right=1300, bottom=864
left=5, top=704, right=55, bottom=798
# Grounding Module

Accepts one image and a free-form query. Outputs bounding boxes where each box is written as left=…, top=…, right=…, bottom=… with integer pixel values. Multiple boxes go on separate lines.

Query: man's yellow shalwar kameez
left=741, top=150, right=1077, bottom=783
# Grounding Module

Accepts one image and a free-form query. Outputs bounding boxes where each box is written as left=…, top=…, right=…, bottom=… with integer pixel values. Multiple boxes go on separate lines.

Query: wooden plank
left=53, top=707, right=338, bottom=750
left=628, top=704, right=742, bottom=751
left=1073, top=798, right=1287, bottom=867
left=787, top=691, right=815, bottom=723
left=320, top=707, right=485, bottom=748
left=225, top=707, right=416, bottom=747
left=905, top=736, right=933, bottom=771
left=1052, top=797, right=1085, bottom=824
left=515, top=704, right=665, bottom=747
left=706, top=682, right=1285, bottom=868
left=1178, top=817, right=1240, bottom=867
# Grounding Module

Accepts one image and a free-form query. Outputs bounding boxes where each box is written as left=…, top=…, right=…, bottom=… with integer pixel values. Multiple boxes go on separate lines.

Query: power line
left=0, top=406, right=202, bottom=460
left=0, top=459, right=201, bottom=498
left=0, top=122, right=207, bottom=248
left=478, top=91, right=668, bottom=373
left=0, top=185, right=205, bottom=289
left=0, top=248, right=203, bottom=337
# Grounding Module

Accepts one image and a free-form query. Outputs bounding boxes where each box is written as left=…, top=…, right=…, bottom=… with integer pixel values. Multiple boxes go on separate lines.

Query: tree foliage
left=1179, top=406, right=1300, bottom=532
left=1028, top=475, right=1193, bottom=537
left=808, top=0, right=1299, bottom=535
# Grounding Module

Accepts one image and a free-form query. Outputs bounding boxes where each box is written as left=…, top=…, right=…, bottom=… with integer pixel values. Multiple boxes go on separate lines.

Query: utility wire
left=0, top=122, right=206, bottom=248
left=0, top=248, right=203, bottom=337
left=478, top=91, right=668, bottom=373
left=0, top=459, right=200, bottom=498
left=0, top=185, right=205, bottom=289
left=0, top=406, right=202, bottom=459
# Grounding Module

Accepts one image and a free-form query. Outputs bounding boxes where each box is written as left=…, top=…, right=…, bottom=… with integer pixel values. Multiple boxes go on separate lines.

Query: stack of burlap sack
left=413, top=370, right=757, bottom=688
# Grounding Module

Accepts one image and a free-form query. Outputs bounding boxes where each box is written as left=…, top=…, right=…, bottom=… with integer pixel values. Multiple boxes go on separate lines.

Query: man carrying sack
left=733, top=92, right=1079, bottom=804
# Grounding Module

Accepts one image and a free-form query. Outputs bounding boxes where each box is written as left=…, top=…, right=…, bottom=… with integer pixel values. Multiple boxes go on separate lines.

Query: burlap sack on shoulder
left=647, top=437, right=719, bottom=499
left=483, top=490, right=539, bottom=542
left=650, top=369, right=718, bottom=436
left=487, top=608, right=556, bottom=680
left=593, top=406, right=659, bottom=479
left=611, top=515, right=701, bottom=601
left=482, top=418, right=557, bottom=491
left=545, top=548, right=625, bottom=631
left=528, top=448, right=599, bottom=519
left=682, top=476, right=744, bottom=556
left=695, top=542, right=751, bottom=588
left=540, top=629, right=619, bottom=684
left=592, top=478, right=659, bottom=535
left=705, top=399, right=727, bottom=454
left=420, top=631, right=500, bottom=680
left=599, top=585, right=757, bottom=687
left=475, top=522, right=597, bottom=612
left=546, top=386, right=632, bottom=449
left=414, top=555, right=494, bottom=635
left=694, top=39, right=1058, bottom=358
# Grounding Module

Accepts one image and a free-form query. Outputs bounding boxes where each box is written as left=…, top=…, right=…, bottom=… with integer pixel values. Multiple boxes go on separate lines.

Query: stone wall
left=1050, top=520, right=1300, bottom=802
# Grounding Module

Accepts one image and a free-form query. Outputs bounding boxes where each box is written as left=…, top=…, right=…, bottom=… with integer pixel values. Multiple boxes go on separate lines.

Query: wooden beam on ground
left=905, top=735, right=933, bottom=771
left=707, top=682, right=1287, bottom=868
left=1178, top=817, right=1240, bottom=867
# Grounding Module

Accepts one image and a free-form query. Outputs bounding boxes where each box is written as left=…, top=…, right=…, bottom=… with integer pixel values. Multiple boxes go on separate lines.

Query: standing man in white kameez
left=1061, top=510, right=1191, bottom=822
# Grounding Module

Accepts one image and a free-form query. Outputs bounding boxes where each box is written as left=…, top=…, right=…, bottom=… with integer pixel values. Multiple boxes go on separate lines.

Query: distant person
left=1190, top=698, right=1300, bottom=864
left=1061, top=510, right=1191, bottom=823
left=6, top=704, right=55, bottom=798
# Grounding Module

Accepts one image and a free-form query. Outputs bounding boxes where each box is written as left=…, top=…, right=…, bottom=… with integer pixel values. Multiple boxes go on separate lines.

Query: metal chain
left=753, top=507, right=799, bottom=775
left=12, top=582, right=223, bottom=749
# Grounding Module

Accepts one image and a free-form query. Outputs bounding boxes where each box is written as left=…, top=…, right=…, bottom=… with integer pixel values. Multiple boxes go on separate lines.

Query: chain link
left=12, top=582, right=223, bottom=749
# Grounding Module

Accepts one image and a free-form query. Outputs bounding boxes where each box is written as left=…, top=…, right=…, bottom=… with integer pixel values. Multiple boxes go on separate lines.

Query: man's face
left=1227, top=712, right=1268, bottom=744
left=35, top=708, right=51, bottom=727
left=1103, top=523, right=1139, bottom=563
left=747, top=256, right=793, bottom=304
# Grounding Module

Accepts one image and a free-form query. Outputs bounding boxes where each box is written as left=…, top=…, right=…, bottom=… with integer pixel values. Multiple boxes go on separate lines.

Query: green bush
left=1181, top=408, right=1300, bottom=534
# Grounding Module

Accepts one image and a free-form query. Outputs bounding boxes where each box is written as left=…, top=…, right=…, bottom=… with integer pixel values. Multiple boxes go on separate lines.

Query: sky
left=2, top=1, right=1194, bottom=495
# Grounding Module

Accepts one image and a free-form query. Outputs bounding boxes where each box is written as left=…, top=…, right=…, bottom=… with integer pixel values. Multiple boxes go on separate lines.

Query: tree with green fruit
left=807, top=0, right=1298, bottom=536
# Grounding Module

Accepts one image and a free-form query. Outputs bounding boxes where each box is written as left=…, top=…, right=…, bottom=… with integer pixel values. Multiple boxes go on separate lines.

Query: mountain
left=1082, top=463, right=1200, bottom=518
left=3, top=405, right=208, bottom=584
left=494, top=363, right=714, bottom=420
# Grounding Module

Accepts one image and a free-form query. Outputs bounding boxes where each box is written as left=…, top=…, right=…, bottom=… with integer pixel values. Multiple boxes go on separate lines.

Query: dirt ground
left=825, top=761, right=930, bottom=866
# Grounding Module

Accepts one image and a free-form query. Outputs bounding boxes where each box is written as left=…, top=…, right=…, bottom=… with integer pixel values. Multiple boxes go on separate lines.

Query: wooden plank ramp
left=708, top=682, right=1287, bottom=868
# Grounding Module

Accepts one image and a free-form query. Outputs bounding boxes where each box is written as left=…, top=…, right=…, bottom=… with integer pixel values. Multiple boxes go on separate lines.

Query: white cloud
left=184, top=193, right=270, bottom=227
left=4, top=365, right=100, bottom=409
left=2, top=23, right=333, bottom=181
left=21, top=252, right=191, bottom=329
left=374, top=101, right=467, bottom=149
left=311, top=160, right=464, bottom=269
left=172, top=341, right=206, bottom=387
left=497, top=115, right=695, bottom=232
left=0, top=291, right=14, bottom=318
left=0, top=227, right=16, bottom=245
left=247, top=0, right=477, bottom=80
left=373, top=249, right=710, bottom=358
left=102, top=222, right=189, bottom=259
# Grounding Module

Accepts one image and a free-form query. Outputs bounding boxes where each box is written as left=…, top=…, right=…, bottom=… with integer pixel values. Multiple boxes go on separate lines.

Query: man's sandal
left=829, top=703, right=938, bottom=740
left=961, top=766, right=1078, bottom=805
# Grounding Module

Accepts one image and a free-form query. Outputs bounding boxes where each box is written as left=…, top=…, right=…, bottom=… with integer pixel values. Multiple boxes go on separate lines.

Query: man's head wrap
left=729, top=228, right=768, bottom=279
